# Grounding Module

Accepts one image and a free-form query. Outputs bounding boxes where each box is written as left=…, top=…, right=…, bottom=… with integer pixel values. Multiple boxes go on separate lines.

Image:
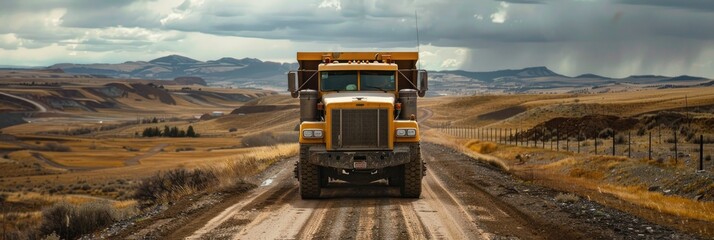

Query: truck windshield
left=361, top=71, right=395, bottom=91
left=321, top=71, right=358, bottom=91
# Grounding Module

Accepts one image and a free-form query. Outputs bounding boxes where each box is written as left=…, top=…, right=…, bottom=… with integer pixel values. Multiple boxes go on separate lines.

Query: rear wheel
left=299, top=144, right=321, bottom=199
left=401, top=144, right=423, bottom=198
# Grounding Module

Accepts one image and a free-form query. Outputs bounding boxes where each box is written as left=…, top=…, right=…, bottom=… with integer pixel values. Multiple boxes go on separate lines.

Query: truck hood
left=322, top=92, right=394, bottom=105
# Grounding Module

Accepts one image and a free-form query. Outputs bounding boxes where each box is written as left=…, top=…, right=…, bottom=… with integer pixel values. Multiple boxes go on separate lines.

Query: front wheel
left=400, top=144, right=423, bottom=198
left=299, top=145, right=321, bottom=199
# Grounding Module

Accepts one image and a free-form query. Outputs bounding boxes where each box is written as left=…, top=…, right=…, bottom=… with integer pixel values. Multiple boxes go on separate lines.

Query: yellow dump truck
left=288, top=52, right=428, bottom=198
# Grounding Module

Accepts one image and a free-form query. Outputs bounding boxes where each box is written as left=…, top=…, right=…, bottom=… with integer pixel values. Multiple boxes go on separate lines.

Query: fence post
left=498, top=128, right=501, bottom=144
left=700, top=135, right=704, bottom=171
left=577, top=132, right=581, bottom=153
left=612, top=131, right=616, bottom=156
left=556, top=129, right=559, bottom=152
left=566, top=134, right=569, bottom=152
left=674, top=130, right=678, bottom=164
left=628, top=131, right=631, bottom=158
left=649, top=131, right=652, bottom=161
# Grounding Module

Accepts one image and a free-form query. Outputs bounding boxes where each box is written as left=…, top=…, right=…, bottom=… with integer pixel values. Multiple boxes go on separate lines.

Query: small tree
left=170, top=127, right=179, bottom=137
left=164, top=125, right=171, bottom=137
left=151, top=117, right=158, bottom=123
left=187, top=126, right=196, bottom=137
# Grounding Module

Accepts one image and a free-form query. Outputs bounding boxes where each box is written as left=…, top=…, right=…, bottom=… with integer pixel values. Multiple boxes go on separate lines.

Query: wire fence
left=437, top=126, right=712, bottom=172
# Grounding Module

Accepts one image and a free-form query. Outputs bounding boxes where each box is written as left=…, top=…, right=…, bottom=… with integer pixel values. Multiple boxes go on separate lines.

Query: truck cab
left=288, top=52, right=428, bottom=199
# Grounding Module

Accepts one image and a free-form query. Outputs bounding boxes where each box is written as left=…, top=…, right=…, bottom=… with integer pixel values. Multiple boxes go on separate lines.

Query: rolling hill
left=50, top=55, right=298, bottom=89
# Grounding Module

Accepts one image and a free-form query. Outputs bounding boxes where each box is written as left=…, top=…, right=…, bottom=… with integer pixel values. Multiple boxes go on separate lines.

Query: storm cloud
left=1, top=0, right=713, bottom=78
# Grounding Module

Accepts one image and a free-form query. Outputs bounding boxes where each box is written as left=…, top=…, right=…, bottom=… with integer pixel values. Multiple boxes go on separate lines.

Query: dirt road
left=0, top=91, right=47, bottom=112
left=119, top=142, right=695, bottom=239
left=124, top=143, right=169, bottom=166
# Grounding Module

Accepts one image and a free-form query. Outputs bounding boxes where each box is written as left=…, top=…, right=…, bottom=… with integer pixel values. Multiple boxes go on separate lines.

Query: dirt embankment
left=520, top=111, right=714, bottom=139
left=521, top=114, right=639, bottom=138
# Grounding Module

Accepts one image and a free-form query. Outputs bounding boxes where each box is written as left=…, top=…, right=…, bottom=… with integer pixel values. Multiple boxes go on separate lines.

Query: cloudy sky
left=1, top=0, right=713, bottom=78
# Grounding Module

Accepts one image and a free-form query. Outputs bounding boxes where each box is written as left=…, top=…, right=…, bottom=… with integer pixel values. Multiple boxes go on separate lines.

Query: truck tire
left=299, top=145, right=321, bottom=199
left=401, top=144, right=423, bottom=198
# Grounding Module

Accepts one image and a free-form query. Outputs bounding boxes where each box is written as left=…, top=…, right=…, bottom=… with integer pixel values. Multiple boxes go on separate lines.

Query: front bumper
left=308, top=144, right=414, bottom=169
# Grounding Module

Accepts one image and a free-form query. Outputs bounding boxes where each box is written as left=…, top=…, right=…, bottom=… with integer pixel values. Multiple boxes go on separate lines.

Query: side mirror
left=418, top=70, right=428, bottom=97
left=287, top=71, right=298, bottom=98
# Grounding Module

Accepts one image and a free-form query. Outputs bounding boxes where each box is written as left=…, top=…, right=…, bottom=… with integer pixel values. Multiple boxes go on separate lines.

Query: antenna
left=414, top=9, right=421, bottom=69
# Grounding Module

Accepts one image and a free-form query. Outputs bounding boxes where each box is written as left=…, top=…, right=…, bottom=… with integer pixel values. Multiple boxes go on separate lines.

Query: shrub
left=706, top=155, right=712, bottom=161
left=134, top=168, right=218, bottom=204
left=228, top=128, right=238, bottom=132
left=555, top=192, right=579, bottom=203
left=101, top=186, right=116, bottom=193
left=636, top=127, right=646, bottom=136
left=614, top=134, right=626, bottom=144
left=42, top=142, right=72, bottom=152
left=123, top=146, right=139, bottom=152
left=175, top=147, right=195, bottom=152
left=39, top=201, right=116, bottom=240
left=598, top=128, right=614, bottom=138
left=241, top=132, right=297, bottom=147
left=0, top=193, right=6, bottom=202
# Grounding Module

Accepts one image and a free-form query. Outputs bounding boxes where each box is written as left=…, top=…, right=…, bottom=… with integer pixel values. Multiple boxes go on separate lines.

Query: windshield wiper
left=362, top=85, right=390, bottom=92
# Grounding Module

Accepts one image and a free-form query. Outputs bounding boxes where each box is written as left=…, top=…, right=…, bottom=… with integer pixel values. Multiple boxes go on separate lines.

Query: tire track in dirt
left=185, top=166, right=297, bottom=239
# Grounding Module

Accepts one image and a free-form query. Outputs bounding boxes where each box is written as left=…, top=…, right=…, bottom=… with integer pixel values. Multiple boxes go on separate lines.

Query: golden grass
left=465, top=140, right=498, bottom=154
left=597, top=184, right=714, bottom=222
left=4, top=192, right=106, bottom=205
left=207, top=143, right=299, bottom=187
left=40, top=152, right=132, bottom=168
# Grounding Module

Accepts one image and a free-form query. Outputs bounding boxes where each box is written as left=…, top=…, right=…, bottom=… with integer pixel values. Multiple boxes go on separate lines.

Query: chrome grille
left=331, top=109, right=389, bottom=149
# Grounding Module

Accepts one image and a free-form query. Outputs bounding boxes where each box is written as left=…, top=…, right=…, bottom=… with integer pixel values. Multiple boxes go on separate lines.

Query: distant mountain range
left=35, top=55, right=711, bottom=93
left=49, top=55, right=297, bottom=89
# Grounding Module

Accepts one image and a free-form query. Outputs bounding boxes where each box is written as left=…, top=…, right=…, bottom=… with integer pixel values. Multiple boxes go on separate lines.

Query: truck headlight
left=396, top=129, right=406, bottom=137
left=302, top=129, right=323, bottom=139
left=407, top=129, right=416, bottom=136
left=396, top=128, right=416, bottom=137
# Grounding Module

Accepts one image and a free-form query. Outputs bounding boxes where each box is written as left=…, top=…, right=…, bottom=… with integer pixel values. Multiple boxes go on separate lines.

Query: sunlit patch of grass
left=465, top=140, right=498, bottom=154
left=598, top=184, right=714, bottom=222
left=5, top=192, right=104, bottom=205
left=208, top=143, right=299, bottom=186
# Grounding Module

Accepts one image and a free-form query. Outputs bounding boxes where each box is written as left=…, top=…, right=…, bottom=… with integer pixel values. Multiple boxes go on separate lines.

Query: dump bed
left=295, top=52, right=420, bottom=92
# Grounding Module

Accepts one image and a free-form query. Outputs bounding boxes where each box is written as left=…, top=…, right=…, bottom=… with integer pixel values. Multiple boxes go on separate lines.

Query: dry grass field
left=0, top=72, right=303, bottom=238
left=419, top=87, right=714, bottom=236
